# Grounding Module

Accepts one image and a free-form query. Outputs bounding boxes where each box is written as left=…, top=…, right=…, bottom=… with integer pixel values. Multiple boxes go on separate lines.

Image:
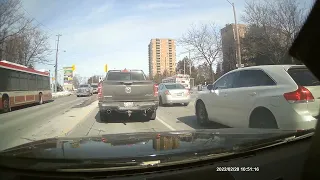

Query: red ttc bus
left=0, top=60, right=52, bottom=112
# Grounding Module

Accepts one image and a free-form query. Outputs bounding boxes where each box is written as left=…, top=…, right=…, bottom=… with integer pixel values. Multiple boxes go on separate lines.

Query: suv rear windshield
left=107, top=71, right=146, bottom=81
left=91, top=85, right=98, bottom=88
left=165, top=84, right=185, bottom=89
left=288, top=68, right=320, bottom=86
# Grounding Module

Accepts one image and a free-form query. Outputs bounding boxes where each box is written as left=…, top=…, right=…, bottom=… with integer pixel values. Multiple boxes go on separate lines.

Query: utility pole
left=188, top=50, right=191, bottom=75
left=54, top=34, right=62, bottom=93
left=226, top=0, right=242, bottom=69
left=183, top=57, right=185, bottom=75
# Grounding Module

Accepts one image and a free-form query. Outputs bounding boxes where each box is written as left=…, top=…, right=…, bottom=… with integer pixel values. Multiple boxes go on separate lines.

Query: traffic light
left=71, top=64, right=76, bottom=71
left=104, top=64, right=108, bottom=72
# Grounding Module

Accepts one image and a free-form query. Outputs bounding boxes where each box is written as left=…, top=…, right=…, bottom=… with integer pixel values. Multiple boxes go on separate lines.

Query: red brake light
left=165, top=90, right=171, bottom=95
left=186, top=89, right=190, bottom=96
left=153, top=84, right=158, bottom=97
left=98, top=83, right=102, bottom=98
left=122, top=68, right=128, bottom=72
left=283, top=86, right=314, bottom=103
left=101, top=137, right=107, bottom=142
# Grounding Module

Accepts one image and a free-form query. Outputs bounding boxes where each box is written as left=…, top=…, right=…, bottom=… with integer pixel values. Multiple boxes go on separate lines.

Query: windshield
left=165, top=84, right=185, bottom=89
left=0, top=0, right=317, bottom=172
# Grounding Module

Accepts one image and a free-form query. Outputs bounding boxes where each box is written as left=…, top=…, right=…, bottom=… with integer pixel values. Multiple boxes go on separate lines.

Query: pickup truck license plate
left=124, top=102, right=134, bottom=107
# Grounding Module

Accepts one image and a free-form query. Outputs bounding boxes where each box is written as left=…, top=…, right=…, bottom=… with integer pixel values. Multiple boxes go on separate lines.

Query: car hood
left=0, top=129, right=295, bottom=160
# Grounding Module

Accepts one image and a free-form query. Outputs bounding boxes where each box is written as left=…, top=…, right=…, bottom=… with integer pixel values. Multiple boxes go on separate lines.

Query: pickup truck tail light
left=98, top=83, right=103, bottom=98
left=153, top=84, right=158, bottom=97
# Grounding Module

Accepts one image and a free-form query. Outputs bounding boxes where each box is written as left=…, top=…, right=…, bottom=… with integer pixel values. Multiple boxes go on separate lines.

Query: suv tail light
left=283, top=86, right=314, bottom=103
left=153, top=84, right=158, bottom=97
left=98, top=83, right=102, bottom=98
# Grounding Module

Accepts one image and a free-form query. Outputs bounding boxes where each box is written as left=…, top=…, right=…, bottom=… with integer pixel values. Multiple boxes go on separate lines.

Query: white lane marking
left=156, top=116, right=176, bottom=131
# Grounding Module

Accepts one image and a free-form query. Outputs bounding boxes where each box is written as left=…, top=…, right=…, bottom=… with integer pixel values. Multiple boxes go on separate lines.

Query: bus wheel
left=39, top=93, right=43, bottom=105
left=2, top=96, right=10, bottom=113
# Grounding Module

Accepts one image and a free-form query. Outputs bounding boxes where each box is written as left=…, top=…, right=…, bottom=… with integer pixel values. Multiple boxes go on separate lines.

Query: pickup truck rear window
left=107, top=71, right=146, bottom=81
left=288, top=68, right=320, bottom=86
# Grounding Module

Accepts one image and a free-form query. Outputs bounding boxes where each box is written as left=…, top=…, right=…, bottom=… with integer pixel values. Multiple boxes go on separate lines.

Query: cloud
left=137, top=2, right=181, bottom=10
left=83, top=2, right=114, bottom=22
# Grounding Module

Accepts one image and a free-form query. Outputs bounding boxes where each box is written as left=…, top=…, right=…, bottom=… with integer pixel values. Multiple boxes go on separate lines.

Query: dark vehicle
left=98, top=69, right=158, bottom=121
left=77, top=84, right=93, bottom=97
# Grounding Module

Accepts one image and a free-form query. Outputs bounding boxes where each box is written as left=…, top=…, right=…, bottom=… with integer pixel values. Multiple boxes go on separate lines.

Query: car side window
left=214, top=72, right=237, bottom=90
left=234, top=70, right=276, bottom=88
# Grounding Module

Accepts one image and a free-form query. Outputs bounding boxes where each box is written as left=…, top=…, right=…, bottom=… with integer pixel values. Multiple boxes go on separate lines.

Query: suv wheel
left=196, top=101, right=208, bottom=125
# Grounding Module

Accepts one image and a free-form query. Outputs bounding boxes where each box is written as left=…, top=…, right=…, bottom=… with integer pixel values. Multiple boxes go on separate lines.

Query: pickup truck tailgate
left=102, top=81, right=156, bottom=101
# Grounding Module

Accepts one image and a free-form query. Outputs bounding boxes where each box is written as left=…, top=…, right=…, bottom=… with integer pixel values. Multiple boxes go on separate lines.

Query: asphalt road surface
left=0, top=92, right=226, bottom=151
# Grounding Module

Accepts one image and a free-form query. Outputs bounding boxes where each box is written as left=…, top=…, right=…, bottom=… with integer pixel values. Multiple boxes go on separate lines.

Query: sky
left=20, top=0, right=312, bottom=84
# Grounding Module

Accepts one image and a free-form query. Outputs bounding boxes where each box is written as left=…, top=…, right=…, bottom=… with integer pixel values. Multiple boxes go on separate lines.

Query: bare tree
left=20, top=27, right=52, bottom=66
left=0, top=0, right=31, bottom=57
left=242, top=0, right=310, bottom=65
left=3, top=26, right=52, bottom=66
left=179, top=23, right=222, bottom=83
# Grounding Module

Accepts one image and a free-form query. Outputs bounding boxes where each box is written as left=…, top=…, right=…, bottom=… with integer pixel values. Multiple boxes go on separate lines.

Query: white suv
left=195, top=65, right=319, bottom=130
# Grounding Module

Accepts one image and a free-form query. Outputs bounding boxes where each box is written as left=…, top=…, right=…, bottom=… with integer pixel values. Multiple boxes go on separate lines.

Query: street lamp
left=179, top=50, right=192, bottom=75
left=226, top=0, right=242, bottom=69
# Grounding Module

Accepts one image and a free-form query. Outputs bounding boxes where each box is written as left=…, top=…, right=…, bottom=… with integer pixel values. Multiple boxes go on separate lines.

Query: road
left=0, top=92, right=225, bottom=151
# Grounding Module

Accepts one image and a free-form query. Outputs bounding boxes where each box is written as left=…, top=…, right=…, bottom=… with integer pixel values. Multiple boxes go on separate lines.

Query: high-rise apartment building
left=220, top=24, right=247, bottom=73
left=148, top=38, right=176, bottom=77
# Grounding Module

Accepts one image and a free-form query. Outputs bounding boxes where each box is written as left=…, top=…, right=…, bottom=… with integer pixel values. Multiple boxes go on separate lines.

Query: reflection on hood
left=0, top=129, right=293, bottom=160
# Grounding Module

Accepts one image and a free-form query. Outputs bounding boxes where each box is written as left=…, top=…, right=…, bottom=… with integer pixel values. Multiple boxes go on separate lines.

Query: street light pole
left=54, top=34, right=62, bottom=92
left=188, top=50, right=191, bottom=75
left=227, top=0, right=242, bottom=68
left=183, top=57, right=185, bottom=75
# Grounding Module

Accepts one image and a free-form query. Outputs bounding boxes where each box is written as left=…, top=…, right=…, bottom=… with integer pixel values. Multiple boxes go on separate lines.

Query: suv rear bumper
left=99, top=101, right=159, bottom=113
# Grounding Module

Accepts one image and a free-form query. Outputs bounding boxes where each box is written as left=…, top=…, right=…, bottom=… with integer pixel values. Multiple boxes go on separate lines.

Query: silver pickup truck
left=98, top=69, right=159, bottom=121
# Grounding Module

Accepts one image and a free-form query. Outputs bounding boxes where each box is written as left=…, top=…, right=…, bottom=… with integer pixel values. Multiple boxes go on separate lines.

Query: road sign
left=104, top=64, right=108, bottom=72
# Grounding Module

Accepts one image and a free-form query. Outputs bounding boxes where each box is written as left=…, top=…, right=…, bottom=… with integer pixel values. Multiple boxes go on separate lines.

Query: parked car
left=158, top=83, right=191, bottom=106
left=195, top=65, right=320, bottom=130
left=77, top=84, right=93, bottom=97
left=91, top=83, right=98, bottom=94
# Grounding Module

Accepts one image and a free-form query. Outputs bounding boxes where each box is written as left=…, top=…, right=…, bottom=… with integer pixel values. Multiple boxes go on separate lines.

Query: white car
left=195, top=65, right=320, bottom=130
